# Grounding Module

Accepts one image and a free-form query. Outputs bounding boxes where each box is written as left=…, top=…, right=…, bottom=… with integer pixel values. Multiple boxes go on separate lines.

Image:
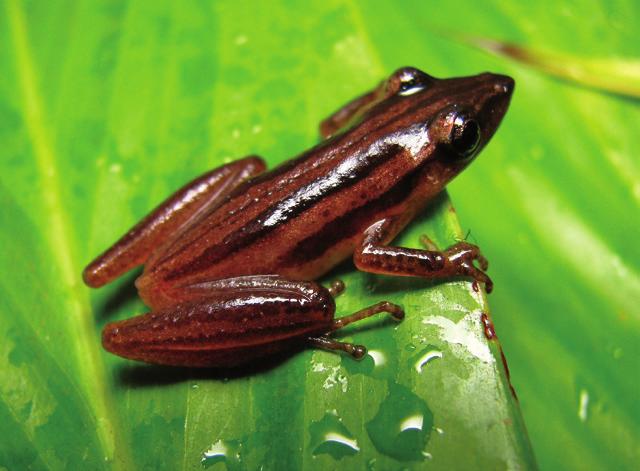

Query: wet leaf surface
left=1, top=1, right=637, bottom=470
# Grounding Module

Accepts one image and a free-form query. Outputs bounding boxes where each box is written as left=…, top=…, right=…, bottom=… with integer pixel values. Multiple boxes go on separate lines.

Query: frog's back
left=137, top=118, right=423, bottom=308
left=135, top=69, right=512, bottom=308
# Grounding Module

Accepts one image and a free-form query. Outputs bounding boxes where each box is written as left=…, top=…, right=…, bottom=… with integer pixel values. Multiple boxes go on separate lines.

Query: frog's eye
left=448, top=113, right=481, bottom=158
left=391, top=67, right=434, bottom=96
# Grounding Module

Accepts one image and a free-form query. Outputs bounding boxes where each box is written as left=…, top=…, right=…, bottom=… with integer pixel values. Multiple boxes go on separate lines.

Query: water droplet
left=342, top=326, right=398, bottom=381
left=342, top=351, right=375, bottom=376
left=343, top=348, right=397, bottom=380
left=366, top=383, right=434, bottom=461
left=412, top=346, right=443, bottom=373
left=309, top=410, right=359, bottom=460
left=404, top=343, right=416, bottom=352
left=367, top=349, right=386, bottom=367
left=201, top=439, right=242, bottom=469
left=578, top=389, right=589, bottom=422
left=366, top=458, right=376, bottom=470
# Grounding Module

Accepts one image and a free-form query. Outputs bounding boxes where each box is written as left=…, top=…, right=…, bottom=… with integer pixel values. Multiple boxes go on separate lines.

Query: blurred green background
left=1, top=0, right=638, bottom=470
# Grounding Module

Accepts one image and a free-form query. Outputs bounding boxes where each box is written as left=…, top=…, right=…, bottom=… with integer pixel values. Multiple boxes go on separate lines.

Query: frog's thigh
left=83, top=156, right=266, bottom=288
left=354, top=218, right=493, bottom=291
left=103, top=275, right=405, bottom=367
left=101, top=275, right=335, bottom=367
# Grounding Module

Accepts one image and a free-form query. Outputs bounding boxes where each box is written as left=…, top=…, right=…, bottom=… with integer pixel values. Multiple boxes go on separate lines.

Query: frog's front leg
left=101, top=275, right=403, bottom=367
left=320, top=87, right=383, bottom=138
left=354, top=217, right=493, bottom=293
left=319, top=67, right=434, bottom=138
left=83, top=156, right=265, bottom=288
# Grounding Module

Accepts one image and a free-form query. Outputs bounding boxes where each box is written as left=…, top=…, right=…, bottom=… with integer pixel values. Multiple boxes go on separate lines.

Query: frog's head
left=324, top=66, right=513, bottom=173
left=360, top=66, right=514, bottom=191
left=321, top=66, right=514, bottom=200
left=384, top=67, right=514, bottom=166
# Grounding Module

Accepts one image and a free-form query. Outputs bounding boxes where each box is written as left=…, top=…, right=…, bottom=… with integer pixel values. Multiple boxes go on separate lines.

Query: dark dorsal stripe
left=164, top=143, right=403, bottom=281
left=280, top=159, right=424, bottom=265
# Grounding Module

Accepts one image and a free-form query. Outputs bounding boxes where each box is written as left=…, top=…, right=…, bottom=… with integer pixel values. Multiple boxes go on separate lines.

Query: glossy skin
left=84, top=67, right=514, bottom=367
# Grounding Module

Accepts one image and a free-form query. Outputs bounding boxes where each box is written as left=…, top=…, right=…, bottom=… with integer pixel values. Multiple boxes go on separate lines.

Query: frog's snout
left=493, top=75, right=515, bottom=96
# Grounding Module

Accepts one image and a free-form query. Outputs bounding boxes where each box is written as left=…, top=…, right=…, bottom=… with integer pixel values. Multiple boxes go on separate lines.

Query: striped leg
left=83, top=156, right=265, bottom=287
left=354, top=217, right=493, bottom=293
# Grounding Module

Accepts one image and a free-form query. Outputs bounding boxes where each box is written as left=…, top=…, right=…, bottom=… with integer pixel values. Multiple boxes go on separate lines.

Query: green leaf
left=2, top=0, right=636, bottom=470
left=400, top=2, right=640, bottom=470
left=1, top=0, right=530, bottom=467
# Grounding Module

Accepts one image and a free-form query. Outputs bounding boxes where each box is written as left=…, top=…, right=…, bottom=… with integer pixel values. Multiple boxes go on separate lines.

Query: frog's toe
left=327, top=279, right=346, bottom=297
left=475, top=252, right=489, bottom=271
left=460, top=262, right=493, bottom=293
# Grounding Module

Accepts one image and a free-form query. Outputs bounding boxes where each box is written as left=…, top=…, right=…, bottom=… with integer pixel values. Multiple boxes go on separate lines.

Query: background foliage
left=1, top=0, right=638, bottom=470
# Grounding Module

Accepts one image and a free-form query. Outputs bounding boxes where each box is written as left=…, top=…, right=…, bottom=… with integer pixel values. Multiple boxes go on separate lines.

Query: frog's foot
left=444, top=242, right=493, bottom=293
left=326, top=279, right=345, bottom=297
left=83, top=156, right=266, bottom=288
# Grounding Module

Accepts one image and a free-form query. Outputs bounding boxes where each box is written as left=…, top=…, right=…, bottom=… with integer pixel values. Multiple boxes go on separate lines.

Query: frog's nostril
left=494, top=76, right=515, bottom=96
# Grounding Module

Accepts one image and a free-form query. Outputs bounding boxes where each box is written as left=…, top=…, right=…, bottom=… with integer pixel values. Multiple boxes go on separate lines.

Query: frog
left=83, top=66, right=514, bottom=367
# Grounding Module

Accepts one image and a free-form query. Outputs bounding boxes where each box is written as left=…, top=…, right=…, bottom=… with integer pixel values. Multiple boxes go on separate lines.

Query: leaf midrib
left=5, top=1, right=126, bottom=468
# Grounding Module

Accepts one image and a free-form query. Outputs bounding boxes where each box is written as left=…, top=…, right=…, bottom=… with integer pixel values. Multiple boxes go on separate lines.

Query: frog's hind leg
left=308, top=297, right=404, bottom=360
left=102, top=275, right=341, bottom=367
left=83, top=156, right=266, bottom=288
left=101, top=275, right=403, bottom=366
left=188, top=277, right=404, bottom=362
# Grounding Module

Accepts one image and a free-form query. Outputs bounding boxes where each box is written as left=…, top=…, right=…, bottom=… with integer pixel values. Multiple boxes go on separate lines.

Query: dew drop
left=367, top=349, right=386, bottom=367
left=309, top=410, right=359, bottom=460
left=342, top=340, right=397, bottom=380
left=366, top=383, right=434, bottom=461
left=341, top=351, right=375, bottom=376
left=412, top=345, right=443, bottom=373
left=201, top=439, right=242, bottom=469
left=578, top=389, right=589, bottom=422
